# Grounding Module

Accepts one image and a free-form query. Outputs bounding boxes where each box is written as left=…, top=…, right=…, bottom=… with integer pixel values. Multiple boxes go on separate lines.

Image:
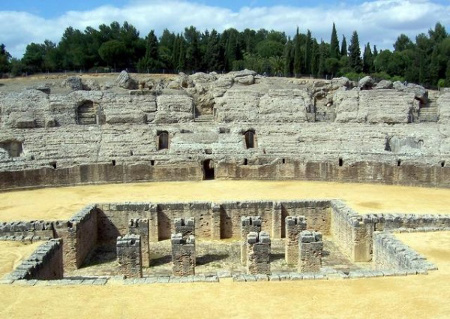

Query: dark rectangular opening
left=150, top=160, right=155, bottom=166
left=338, top=158, right=343, bottom=167
left=203, top=159, right=215, bottom=180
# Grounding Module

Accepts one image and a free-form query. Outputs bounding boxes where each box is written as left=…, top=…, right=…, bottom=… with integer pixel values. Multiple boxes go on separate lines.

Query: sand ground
left=1, top=180, right=450, bottom=221
left=0, top=180, right=449, bottom=318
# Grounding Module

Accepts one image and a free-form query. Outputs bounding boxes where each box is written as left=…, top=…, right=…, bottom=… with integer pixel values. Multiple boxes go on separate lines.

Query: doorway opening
left=203, top=159, right=215, bottom=180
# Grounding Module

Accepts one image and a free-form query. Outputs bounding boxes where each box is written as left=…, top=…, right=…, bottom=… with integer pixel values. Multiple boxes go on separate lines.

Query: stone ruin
left=0, top=70, right=449, bottom=285
left=0, top=71, right=449, bottom=190
left=0, top=199, right=447, bottom=285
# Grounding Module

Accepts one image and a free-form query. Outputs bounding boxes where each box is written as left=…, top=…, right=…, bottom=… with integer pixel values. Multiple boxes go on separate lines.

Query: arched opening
left=244, top=130, right=255, bottom=149
left=157, top=131, right=169, bottom=150
left=76, top=100, right=97, bottom=125
left=397, top=159, right=402, bottom=167
left=441, top=161, right=446, bottom=168
left=203, top=159, right=215, bottom=180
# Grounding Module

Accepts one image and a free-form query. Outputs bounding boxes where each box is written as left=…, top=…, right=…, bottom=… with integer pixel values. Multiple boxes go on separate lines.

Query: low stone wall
left=373, top=232, right=437, bottom=271
left=366, top=213, right=450, bottom=232
left=117, top=234, right=142, bottom=279
left=0, top=220, right=53, bottom=241
left=7, top=239, right=63, bottom=280
left=53, top=205, right=98, bottom=270
left=1, top=160, right=450, bottom=191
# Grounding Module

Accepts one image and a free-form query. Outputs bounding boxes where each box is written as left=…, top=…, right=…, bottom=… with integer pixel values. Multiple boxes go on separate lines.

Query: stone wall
left=285, top=216, right=307, bottom=265
left=298, top=231, right=323, bottom=273
left=246, top=231, right=271, bottom=275
left=117, top=234, right=142, bottom=278
left=8, top=239, right=63, bottom=280
left=0, top=220, right=53, bottom=240
left=171, top=233, right=195, bottom=276
left=373, top=232, right=436, bottom=271
left=330, top=200, right=373, bottom=262
left=128, top=219, right=150, bottom=267
left=53, top=205, right=98, bottom=270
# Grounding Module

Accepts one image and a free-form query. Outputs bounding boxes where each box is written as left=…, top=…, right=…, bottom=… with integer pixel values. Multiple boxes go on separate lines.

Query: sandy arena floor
left=0, top=180, right=449, bottom=318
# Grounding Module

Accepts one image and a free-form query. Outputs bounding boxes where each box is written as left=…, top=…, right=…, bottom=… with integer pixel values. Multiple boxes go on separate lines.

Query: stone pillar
left=53, top=220, right=77, bottom=271
left=171, top=233, right=195, bottom=276
left=298, top=230, right=323, bottom=273
left=241, top=216, right=262, bottom=264
left=117, top=234, right=142, bottom=279
left=174, top=217, right=195, bottom=238
left=247, top=231, right=271, bottom=275
left=271, top=202, right=282, bottom=239
left=129, top=218, right=149, bottom=267
left=149, top=204, right=159, bottom=242
left=211, top=204, right=221, bottom=240
left=285, top=216, right=307, bottom=265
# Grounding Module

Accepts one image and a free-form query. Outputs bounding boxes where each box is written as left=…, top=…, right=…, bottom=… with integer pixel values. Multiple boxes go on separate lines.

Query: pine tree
left=348, top=31, right=362, bottom=73
left=178, top=39, right=186, bottom=71
left=293, top=27, right=301, bottom=77
left=363, top=42, right=373, bottom=74
left=340, top=35, right=347, bottom=56
left=330, top=23, right=340, bottom=59
left=137, top=30, right=160, bottom=72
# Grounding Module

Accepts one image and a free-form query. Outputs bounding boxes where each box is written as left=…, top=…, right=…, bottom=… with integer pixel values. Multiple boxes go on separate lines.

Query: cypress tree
left=293, top=27, right=301, bottom=77
left=363, top=42, right=373, bottom=74
left=318, top=40, right=327, bottom=77
left=330, top=23, right=340, bottom=59
left=311, top=40, right=319, bottom=77
left=348, top=31, right=362, bottom=73
left=373, top=45, right=378, bottom=58
left=283, top=38, right=293, bottom=77
left=305, top=30, right=312, bottom=75
left=340, top=35, right=347, bottom=56
left=178, top=39, right=186, bottom=71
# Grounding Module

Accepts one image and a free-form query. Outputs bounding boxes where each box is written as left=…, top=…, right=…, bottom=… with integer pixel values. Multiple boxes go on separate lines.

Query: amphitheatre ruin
left=0, top=70, right=450, bottom=318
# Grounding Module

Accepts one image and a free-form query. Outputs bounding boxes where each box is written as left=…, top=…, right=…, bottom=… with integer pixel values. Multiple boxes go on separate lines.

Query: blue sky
left=1, top=0, right=449, bottom=57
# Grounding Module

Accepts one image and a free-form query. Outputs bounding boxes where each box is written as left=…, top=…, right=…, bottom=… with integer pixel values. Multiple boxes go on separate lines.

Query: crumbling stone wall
left=240, top=216, right=262, bottom=264
left=373, top=232, right=436, bottom=272
left=8, top=239, right=63, bottom=280
left=298, top=230, right=323, bottom=273
left=117, top=234, right=142, bottom=278
left=53, top=205, right=98, bottom=271
left=285, top=216, right=307, bottom=265
left=171, top=233, right=195, bottom=276
left=174, top=217, right=195, bottom=237
left=128, top=219, right=149, bottom=267
left=246, top=231, right=271, bottom=275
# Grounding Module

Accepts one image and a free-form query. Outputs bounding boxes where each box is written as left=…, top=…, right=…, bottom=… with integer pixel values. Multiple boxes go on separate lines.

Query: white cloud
left=0, top=0, right=449, bottom=57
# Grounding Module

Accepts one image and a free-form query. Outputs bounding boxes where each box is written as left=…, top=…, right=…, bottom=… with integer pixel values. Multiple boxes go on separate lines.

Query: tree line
left=0, top=21, right=449, bottom=88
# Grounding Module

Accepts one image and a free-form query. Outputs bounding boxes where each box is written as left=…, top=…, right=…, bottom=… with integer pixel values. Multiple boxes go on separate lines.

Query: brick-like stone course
left=285, top=216, right=307, bottom=265
left=117, top=234, right=142, bottom=278
left=246, top=231, right=271, bottom=275
left=171, top=233, right=196, bottom=276
left=298, top=230, right=323, bottom=273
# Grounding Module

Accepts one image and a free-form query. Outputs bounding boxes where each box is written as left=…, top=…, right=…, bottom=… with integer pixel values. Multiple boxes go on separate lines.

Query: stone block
left=298, top=230, right=323, bottom=273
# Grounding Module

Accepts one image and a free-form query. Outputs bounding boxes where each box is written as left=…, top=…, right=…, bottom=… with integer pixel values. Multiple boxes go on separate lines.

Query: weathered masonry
left=1, top=71, right=450, bottom=190
left=1, top=198, right=448, bottom=284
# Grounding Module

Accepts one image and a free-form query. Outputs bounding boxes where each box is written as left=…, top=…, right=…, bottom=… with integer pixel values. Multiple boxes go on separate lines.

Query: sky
left=0, top=0, right=449, bottom=58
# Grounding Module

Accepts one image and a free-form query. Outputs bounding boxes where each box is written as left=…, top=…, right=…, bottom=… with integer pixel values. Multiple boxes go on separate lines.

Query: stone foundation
left=117, top=234, right=142, bottom=278
left=285, top=216, right=307, bottom=265
left=246, top=231, right=271, bottom=275
left=171, top=233, right=196, bottom=276
left=298, top=231, right=323, bottom=273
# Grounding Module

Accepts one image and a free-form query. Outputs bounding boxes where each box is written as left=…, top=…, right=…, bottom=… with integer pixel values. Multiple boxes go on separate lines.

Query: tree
left=340, top=35, right=347, bottom=56
left=137, top=30, right=161, bottom=72
left=293, top=27, right=301, bottom=77
left=283, top=38, right=293, bottom=77
left=348, top=31, right=362, bottom=73
left=0, top=44, right=11, bottom=74
left=363, top=42, right=374, bottom=73
left=304, top=30, right=312, bottom=75
left=98, top=40, right=127, bottom=69
left=394, top=34, right=414, bottom=52
left=330, top=23, right=340, bottom=59
left=256, top=40, right=284, bottom=58
left=204, top=29, right=222, bottom=72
